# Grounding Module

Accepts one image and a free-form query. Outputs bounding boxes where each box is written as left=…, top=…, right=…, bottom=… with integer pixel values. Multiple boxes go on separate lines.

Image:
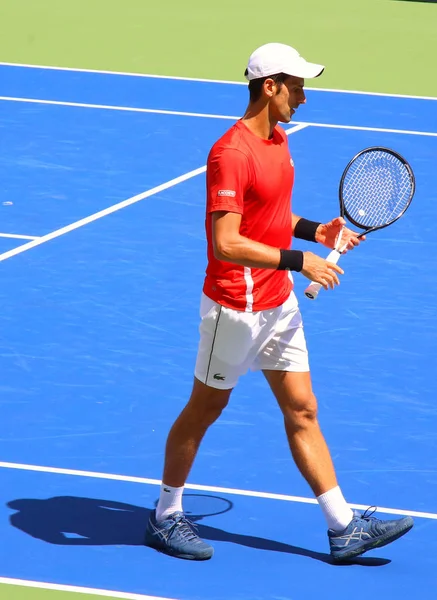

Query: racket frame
left=304, top=146, right=415, bottom=300
left=338, top=146, right=416, bottom=238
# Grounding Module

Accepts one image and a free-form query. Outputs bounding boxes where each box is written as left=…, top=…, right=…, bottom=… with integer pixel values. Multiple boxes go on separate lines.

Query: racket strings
left=342, top=151, right=413, bottom=228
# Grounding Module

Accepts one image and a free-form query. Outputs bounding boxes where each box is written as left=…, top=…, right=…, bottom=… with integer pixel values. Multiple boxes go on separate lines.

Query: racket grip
left=304, top=249, right=342, bottom=300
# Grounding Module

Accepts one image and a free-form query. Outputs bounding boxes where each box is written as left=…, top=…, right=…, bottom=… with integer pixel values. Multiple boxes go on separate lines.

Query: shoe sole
left=331, top=521, right=414, bottom=562
left=145, top=538, right=213, bottom=561
left=156, top=548, right=213, bottom=561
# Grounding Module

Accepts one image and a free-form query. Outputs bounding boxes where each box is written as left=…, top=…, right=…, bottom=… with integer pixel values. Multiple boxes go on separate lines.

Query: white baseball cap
left=245, top=43, right=324, bottom=81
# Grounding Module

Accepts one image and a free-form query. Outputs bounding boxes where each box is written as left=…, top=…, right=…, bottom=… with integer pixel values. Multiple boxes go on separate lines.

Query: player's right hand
left=301, top=251, right=344, bottom=290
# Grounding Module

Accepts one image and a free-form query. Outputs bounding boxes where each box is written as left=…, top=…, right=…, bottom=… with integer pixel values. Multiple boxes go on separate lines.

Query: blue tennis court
left=1, top=64, right=437, bottom=600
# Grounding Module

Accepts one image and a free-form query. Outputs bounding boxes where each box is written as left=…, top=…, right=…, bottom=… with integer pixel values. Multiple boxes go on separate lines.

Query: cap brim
left=284, top=61, right=325, bottom=79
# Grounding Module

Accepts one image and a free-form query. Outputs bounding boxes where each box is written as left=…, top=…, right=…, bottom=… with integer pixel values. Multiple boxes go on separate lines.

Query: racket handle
left=304, top=249, right=342, bottom=300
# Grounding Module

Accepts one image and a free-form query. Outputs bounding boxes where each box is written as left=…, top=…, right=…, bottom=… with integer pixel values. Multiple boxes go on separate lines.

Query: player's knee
left=283, top=393, right=318, bottom=429
left=201, top=395, right=229, bottom=425
left=187, top=380, right=231, bottom=426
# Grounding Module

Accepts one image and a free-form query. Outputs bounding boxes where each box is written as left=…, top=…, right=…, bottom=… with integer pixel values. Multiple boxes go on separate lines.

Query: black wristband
left=277, top=249, right=304, bottom=272
left=294, top=218, right=322, bottom=242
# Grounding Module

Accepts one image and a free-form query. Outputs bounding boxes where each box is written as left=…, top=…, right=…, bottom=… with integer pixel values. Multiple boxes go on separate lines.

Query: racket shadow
left=6, top=495, right=390, bottom=567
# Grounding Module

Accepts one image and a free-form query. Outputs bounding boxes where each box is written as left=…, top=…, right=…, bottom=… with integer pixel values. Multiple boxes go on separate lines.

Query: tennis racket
left=304, top=146, right=415, bottom=300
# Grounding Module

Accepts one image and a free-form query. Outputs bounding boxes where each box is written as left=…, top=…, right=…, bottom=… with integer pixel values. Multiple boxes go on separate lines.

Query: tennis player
left=146, top=43, right=413, bottom=561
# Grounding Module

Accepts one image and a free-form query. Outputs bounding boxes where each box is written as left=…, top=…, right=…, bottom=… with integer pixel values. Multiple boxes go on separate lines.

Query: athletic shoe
left=329, top=507, right=413, bottom=561
left=145, top=510, right=213, bottom=560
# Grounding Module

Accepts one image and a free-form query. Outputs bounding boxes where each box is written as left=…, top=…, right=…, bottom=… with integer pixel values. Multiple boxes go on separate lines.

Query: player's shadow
left=7, top=496, right=390, bottom=566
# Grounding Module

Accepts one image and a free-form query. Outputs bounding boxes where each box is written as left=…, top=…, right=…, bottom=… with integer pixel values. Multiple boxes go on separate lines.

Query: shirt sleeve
left=206, top=148, right=251, bottom=215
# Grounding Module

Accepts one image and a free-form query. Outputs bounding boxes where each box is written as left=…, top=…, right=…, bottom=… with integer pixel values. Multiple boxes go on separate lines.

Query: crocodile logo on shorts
left=213, top=373, right=225, bottom=381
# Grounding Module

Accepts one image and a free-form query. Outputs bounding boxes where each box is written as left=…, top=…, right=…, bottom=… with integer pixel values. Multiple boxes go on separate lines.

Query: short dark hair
left=244, top=70, right=289, bottom=102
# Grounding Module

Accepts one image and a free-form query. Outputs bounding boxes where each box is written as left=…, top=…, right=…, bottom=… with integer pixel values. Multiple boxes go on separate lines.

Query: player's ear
left=263, top=78, right=276, bottom=98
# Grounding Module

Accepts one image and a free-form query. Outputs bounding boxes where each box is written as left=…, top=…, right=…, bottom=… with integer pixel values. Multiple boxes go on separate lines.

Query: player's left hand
left=315, top=217, right=365, bottom=253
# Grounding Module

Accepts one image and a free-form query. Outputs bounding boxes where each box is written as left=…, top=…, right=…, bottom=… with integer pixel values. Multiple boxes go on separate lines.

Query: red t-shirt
left=203, top=119, right=294, bottom=312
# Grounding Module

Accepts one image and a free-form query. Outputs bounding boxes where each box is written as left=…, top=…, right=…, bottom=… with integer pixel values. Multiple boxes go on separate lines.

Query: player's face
left=271, top=76, right=306, bottom=123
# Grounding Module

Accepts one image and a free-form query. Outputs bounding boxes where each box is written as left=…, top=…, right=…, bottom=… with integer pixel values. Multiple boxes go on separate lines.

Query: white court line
left=294, top=120, right=437, bottom=138
left=284, top=123, right=309, bottom=135
left=0, top=61, right=436, bottom=100
left=0, top=166, right=207, bottom=263
left=0, top=95, right=239, bottom=121
left=0, top=232, right=39, bottom=240
left=1, top=460, right=436, bottom=520
left=0, top=125, right=306, bottom=264
left=0, top=577, right=176, bottom=600
left=0, top=95, right=436, bottom=137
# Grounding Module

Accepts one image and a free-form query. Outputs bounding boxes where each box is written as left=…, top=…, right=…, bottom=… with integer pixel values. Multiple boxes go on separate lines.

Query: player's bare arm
left=213, top=211, right=343, bottom=290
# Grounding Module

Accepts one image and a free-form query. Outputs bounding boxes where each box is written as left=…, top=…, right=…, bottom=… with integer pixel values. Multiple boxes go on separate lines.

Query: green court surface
left=1, top=583, right=124, bottom=600
left=0, top=0, right=436, bottom=96
left=1, top=1, right=436, bottom=599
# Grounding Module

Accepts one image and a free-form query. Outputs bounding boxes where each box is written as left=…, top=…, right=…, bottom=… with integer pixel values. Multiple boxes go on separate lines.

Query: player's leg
left=265, top=368, right=413, bottom=559
left=257, top=293, right=413, bottom=559
left=159, top=377, right=232, bottom=506
left=264, top=368, right=355, bottom=534
left=145, top=377, right=231, bottom=560
left=145, top=294, right=255, bottom=560
left=263, top=369, right=341, bottom=497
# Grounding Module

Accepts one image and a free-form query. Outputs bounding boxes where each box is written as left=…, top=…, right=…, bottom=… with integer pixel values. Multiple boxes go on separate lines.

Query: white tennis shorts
left=194, top=291, right=309, bottom=390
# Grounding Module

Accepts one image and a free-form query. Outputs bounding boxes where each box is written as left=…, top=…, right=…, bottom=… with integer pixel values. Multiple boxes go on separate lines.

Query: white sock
left=317, top=486, right=354, bottom=532
left=155, top=483, right=184, bottom=522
